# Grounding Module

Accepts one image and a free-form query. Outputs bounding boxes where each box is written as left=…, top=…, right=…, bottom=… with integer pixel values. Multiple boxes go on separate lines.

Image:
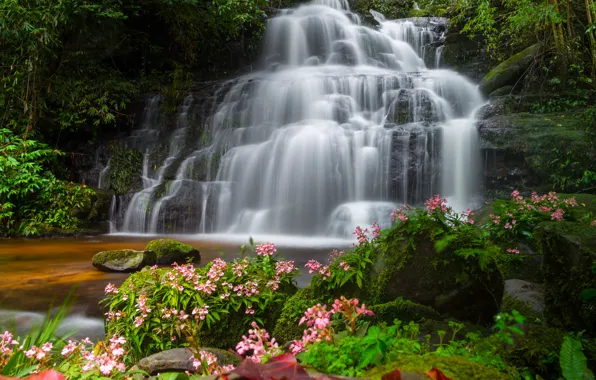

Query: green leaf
left=580, top=289, right=596, bottom=301
left=560, top=336, right=594, bottom=380
left=157, top=374, right=190, bottom=380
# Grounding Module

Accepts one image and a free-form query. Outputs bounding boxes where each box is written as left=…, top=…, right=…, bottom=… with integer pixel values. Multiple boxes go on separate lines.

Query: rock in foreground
left=137, top=347, right=239, bottom=375
left=92, top=249, right=156, bottom=272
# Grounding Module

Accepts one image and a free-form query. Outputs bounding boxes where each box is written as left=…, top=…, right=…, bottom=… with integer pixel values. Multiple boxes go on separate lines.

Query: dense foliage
left=0, top=0, right=269, bottom=140
left=0, top=129, right=94, bottom=236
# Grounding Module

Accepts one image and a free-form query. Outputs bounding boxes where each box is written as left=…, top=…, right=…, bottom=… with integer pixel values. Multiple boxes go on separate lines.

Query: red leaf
left=426, top=368, right=452, bottom=380
left=261, top=353, right=311, bottom=380
left=232, top=359, right=264, bottom=380
left=232, top=354, right=312, bottom=380
left=381, top=369, right=402, bottom=380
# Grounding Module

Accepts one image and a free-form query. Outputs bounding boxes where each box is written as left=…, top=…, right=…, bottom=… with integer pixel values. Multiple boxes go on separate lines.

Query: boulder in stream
left=145, top=238, right=201, bottom=265
left=92, top=249, right=156, bottom=272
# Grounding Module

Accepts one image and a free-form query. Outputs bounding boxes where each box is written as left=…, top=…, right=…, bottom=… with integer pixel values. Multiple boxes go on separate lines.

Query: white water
left=114, top=1, right=483, bottom=238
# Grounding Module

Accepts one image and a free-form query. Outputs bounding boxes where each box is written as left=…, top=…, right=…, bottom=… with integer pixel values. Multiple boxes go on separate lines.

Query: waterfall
left=115, top=1, right=483, bottom=238
left=97, top=159, right=111, bottom=190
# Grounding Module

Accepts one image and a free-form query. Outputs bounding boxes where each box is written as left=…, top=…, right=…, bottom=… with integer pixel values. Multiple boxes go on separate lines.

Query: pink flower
left=425, top=194, right=448, bottom=214
left=592, top=220, right=596, bottom=226
left=511, top=190, right=523, bottom=202
left=255, top=243, right=277, bottom=257
left=371, top=222, right=382, bottom=239
left=506, top=248, right=520, bottom=255
left=104, top=283, right=118, bottom=295
left=551, top=208, right=564, bottom=221
left=353, top=226, right=369, bottom=244
left=504, top=223, right=512, bottom=229
left=339, top=261, right=350, bottom=271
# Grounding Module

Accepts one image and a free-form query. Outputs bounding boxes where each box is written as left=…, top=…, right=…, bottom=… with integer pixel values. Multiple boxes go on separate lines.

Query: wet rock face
left=475, top=95, right=593, bottom=196
left=505, top=279, right=545, bottom=315
left=92, top=249, right=156, bottom=272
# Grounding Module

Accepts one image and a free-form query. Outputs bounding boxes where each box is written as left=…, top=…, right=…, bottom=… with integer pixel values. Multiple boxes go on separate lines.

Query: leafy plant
left=102, top=242, right=299, bottom=361
left=559, top=335, right=595, bottom=380
left=0, top=129, right=94, bottom=236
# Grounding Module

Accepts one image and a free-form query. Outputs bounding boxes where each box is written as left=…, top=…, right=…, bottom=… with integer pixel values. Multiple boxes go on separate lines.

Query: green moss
left=146, top=238, right=201, bottom=265
left=370, top=297, right=442, bottom=324
left=365, top=355, right=507, bottom=380
left=476, top=325, right=564, bottom=378
left=537, top=221, right=596, bottom=335
left=106, top=148, right=143, bottom=195
left=479, top=43, right=542, bottom=95
left=273, top=287, right=325, bottom=344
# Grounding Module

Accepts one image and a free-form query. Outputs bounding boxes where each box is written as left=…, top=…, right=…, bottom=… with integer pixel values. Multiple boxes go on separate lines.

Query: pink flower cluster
left=80, top=336, right=127, bottom=376
left=290, top=297, right=374, bottom=354
left=425, top=194, right=448, bottom=214
left=460, top=209, right=475, bottom=225
left=338, top=261, right=350, bottom=271
left=506, top=248, right=520, bottom=255
left=551, top=208, right=565, bottom=221
left=236, top=322, right=282, bottom=363
left=371, top=222, right=382, bottom=239
left=255, top=243, right=277, bottom=257
left=275, top=260, right=296, bottom=276
left=104, top=283, right=118, bottom=295
left=305, top=259, right=331, bottom=280
left=191, top=350, right=234, bottom=375
left=332, top=296, right=374, bottom=318
left=192, top=305, right=209, bottom=321
left=353, top=226, right=369, bottom=244
left=592, top=220, right=596, bottom=226
left=391, top=205, right=410, bottom=223
left=24, top=343, right=53, bottom=361
left=1, top=331, right=19, bottom=366
left=232, top=261, right=249, bottom=277
left=134, top=294, right=151, bottom=327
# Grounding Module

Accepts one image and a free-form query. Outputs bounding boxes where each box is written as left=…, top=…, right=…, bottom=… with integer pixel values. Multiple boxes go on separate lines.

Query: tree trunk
left=586, top=0, right=596, bottom=81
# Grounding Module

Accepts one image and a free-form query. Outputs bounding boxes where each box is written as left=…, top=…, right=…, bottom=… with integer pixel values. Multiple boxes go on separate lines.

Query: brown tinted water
left=0, top=235, right=338, bottom=317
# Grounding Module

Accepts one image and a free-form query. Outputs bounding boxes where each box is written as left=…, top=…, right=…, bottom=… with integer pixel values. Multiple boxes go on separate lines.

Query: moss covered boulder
left=479, top=43, right=542, bottom=96
left=146, top=238, right=201, bottom=265
left=364, top=227, right=504, bottom=325
left=370, top=297, right=441, bottom=324
left=537, top=221, right=596, bottom=335
left=92, top=249, right=156, bottom=272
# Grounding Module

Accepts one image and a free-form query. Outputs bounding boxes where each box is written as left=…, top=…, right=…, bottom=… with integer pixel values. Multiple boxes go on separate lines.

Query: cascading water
left=114, top=0, right=483, bottom=238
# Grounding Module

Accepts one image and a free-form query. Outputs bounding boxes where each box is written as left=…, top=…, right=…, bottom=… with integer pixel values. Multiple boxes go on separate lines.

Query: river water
left=0, top=235, right=341, bottom=339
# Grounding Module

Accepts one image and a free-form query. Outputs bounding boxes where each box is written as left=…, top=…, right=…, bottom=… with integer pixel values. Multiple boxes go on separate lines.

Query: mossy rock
left=537, top=221, right=596, bottom=335
left=475, top=324, right=564, bottom=378
left=479, top=43, right=542, bottom=96
left=364, top=226, right=504, bottom=325
left=146, top=238, right=201, bottom=265
left=488, top=85, right=514, bottom=98
left=365, top=355, right=507, bottom=379
left=92, top=249, right=156, bottom=272
left=370, top=297, right=441, bottom=324
left=273, top=287, right=325, bottom=344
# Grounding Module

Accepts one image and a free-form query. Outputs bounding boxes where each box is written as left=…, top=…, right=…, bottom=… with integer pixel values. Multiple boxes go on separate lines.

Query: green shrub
left=102, top=244, right=299, bottom=361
